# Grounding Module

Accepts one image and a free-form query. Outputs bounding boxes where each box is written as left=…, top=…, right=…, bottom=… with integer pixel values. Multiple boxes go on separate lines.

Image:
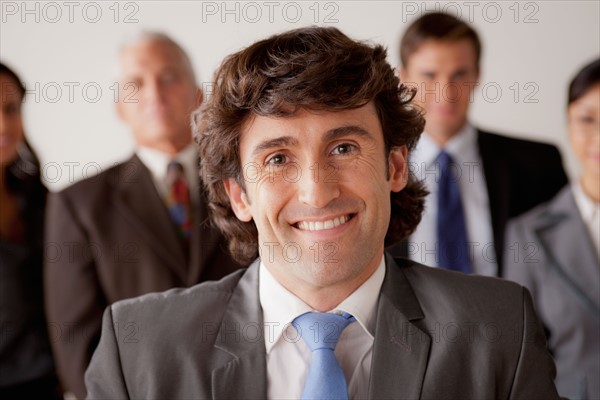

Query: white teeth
left=297, top=215, right=350, bottom=231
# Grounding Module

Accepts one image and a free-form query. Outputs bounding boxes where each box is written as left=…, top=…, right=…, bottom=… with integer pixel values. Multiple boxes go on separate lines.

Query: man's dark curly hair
left=194, top=26, right=427, bottom=265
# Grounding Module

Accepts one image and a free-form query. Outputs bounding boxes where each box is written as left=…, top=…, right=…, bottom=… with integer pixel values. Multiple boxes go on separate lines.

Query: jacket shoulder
left=478, top=130, right=560, bottom=154
left=110, top=268, right=246, bottom=324
left=53, top=158, right=139, bottom=202
left=395, top=258, right=525, bottom=312
left=508, top=185, right=572, bottom=228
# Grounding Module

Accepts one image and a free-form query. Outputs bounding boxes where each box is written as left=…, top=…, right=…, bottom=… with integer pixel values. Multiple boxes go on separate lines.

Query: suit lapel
left=478, top=131, right=511, bottom=271
left=368, top=254, right=431, bottom=399
left=112, top=155, right=188, bottom=282
left=533, top=187, right=600, bottom=317
left=212, top=261, right=267, bottom=399
left=210, top=255, right=432, bottom=398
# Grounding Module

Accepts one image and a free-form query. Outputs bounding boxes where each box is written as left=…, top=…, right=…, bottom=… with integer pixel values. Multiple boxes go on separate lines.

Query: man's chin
left=426, top=119, right=465, bottom=138
left=293, top=255, right=364, bottom=285
left=140, top=129, right=188, bottom=145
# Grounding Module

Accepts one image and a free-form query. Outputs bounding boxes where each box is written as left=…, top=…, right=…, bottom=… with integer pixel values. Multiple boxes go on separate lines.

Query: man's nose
left=442, top=78, right=462, bottom=103
left=143, top=79, right=165, bottom=102
left=297, top=162, right=341, bottom=208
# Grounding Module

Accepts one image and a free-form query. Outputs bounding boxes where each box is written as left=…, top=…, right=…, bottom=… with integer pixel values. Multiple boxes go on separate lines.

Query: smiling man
left=391, top=13, right=568, bottom=276
left=85, top=27, right=560, bottom=399
left=225, top=104, right=407, bottom=312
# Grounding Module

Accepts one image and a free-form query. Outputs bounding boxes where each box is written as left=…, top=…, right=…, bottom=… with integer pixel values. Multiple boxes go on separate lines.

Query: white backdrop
left=1, top=0, right=599, bottom=191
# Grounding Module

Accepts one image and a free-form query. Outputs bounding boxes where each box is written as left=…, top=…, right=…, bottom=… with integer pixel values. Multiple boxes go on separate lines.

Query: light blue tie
left=292, top=311, right=356, bottom=400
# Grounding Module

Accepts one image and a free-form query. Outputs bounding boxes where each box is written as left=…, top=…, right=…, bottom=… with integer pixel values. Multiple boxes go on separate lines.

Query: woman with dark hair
left=504, top=58, right=600, bottom=400
left=0, top=62, right=61, bottom=398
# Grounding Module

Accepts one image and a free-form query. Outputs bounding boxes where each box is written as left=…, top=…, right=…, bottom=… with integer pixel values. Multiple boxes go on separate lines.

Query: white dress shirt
left=259, top=256, right=385, bottom=399
left=572, top=180, right=600, bottom=259
left=408, top=124, right=497, bottom=276
left=136, top=144, right=199, bottom=204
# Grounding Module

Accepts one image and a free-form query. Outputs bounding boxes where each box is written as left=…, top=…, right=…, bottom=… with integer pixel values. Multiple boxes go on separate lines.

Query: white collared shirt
left=136, top=144, right=199, bottom=204
left=572, top=180, right=600, bottom=259
left=259, top=256, right=385, bottom=399
left=408, top=124, right=497, bottom=276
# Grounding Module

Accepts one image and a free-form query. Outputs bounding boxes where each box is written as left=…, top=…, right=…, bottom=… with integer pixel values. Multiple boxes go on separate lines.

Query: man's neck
left=265, top=254, right=382, bottom=312
left=425, top=122, right=468, bottom=147
left=139, top=139, right=192, bottom=156
left=581, top=173, right=600, bottom=203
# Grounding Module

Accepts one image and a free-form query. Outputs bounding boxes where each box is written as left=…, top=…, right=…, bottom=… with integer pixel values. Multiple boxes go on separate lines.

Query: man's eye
left=578, top=116, right=596, bottom=124
left=124, top=80, right=141, bottom=91
left=452, top=71, right=467, bottom=81
left=331, top=144, right=357, bottom=155
left=266, top=154, right=287, bottom=165
left=161, top=72, right=177, bottom=84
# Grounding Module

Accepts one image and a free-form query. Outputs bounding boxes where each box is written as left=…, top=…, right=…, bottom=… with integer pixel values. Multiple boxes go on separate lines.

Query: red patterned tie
left=165, top=161, right=192, bottom=246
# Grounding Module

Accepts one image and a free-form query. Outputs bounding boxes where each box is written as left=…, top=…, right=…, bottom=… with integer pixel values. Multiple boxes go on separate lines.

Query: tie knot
left=292, top=312, right=355, bottom=352
left=166, top=160, right=186, bottom=185
left=436, top=150, right=454, bottom=169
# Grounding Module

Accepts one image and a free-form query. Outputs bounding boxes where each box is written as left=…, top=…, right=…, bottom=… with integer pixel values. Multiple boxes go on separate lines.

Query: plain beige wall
left=1, top=0, right=598, bottom=191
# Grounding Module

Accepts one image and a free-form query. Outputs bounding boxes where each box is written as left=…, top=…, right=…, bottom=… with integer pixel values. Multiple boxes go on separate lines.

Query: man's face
left=0, top=74, right=24, bottom=166
left=117, top=39, right=201, bottom=154
left=400, top=39, right=479, bottom=140
left=225, top=102, right=407, bottom=299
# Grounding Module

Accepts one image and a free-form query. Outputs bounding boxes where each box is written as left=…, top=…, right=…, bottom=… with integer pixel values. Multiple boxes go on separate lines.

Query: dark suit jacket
left=85, top=254, right=560, bottom=399
left=504, top=185, right=600, bottom=399
left=44, top=155, right=241, bottom=399
left=390, top=129, right=568, bottom=275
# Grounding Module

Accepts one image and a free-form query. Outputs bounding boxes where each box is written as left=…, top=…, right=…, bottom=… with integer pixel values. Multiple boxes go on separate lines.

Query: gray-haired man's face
left=117, top=39, right=200, bottom=155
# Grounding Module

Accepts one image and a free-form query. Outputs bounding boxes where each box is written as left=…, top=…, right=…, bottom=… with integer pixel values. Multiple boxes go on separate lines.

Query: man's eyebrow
left=251, top=136, right=299, bottom=158
left=323, top=126, right=375, bottom=142
left=451, top=67, right=469, bottom=75
left=250, top=126, right=373, bottom=158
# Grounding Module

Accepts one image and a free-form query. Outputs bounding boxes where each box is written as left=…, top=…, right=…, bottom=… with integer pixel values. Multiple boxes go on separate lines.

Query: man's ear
left=194, top=86, right=203, bottom=108
left=223, top=178, right=253, bottom=222
left=470, top=70, right=481, bottom=94
left=397, top=67, right=408, bottom=83
left=116, top=97, right=125, bottom=122
left=389, top=145, right=408, bottom=192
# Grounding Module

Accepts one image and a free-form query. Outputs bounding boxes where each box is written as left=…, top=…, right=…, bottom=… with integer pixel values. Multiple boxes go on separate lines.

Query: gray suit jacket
left=504, top=185, right=600, bottom=400
left=85, top=254, right=559, bottom=399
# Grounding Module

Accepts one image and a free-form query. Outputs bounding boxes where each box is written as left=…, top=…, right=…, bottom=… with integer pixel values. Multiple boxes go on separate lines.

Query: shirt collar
left=572, top=179, right=600, bottom=222
left=412, top=123, right=477, bottom=167
left=136, top=144, right=198, bottom=191
left=332, top=255, right=385, bottom=339
left=259, top=255, right=385, bottom=354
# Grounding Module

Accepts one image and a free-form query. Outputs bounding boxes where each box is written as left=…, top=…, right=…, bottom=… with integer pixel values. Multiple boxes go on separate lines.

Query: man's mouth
left=294, top=214, right=355, bottom=231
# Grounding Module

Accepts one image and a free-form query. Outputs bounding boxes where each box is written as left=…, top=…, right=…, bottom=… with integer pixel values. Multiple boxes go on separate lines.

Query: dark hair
left=0, top=62, right=26, bottom=100
left=0, top=62, right=41, bottom=188
left=0, top=62, right=44, bottom=246
left=568, top=58, right=600, bottom=106
left=400, top=12, right=481, bottom=70
left=195, top=26, right=427, bottom=265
